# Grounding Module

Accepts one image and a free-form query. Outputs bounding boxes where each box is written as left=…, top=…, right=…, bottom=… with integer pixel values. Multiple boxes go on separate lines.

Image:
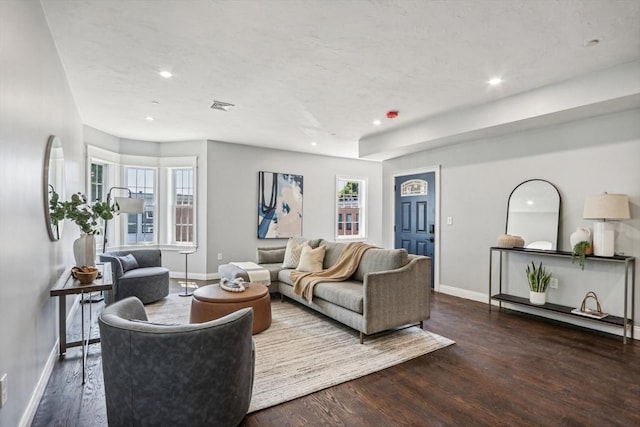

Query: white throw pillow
left=296, top=245, right=326, bottom=272
left=282, top=239, right=308, bottom=269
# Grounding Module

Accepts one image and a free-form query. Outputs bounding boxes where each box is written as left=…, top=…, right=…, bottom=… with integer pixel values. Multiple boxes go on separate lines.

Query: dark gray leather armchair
left=100, top=249, right=169, bottom=304
left=98, top=297, right=255, bottom=427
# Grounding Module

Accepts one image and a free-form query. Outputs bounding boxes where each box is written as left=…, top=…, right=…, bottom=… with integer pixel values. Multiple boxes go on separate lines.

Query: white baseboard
left=438, top=285, right=490, bottom=304
left=437, top=284, right=639, bottom=341
left=169, top=271, right=219, bottom=281
left=19, top=295, right=81, bottom=427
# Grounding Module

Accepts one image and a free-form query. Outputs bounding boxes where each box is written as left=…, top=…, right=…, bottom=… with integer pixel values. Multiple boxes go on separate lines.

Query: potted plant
left=526, top=261, right=552, bottom=305
left=572, top=241, right=592, bottom=270
left=50, top=192, right=115, bottom=266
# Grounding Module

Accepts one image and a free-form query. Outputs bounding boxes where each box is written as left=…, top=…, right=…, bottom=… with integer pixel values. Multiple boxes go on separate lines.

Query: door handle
left=428, top=237, right=434, bottom=243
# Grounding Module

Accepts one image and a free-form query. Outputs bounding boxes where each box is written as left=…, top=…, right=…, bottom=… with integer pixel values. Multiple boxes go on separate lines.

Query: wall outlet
left=549, top=277, right=558, bottom=289
left=217, top=253, right=223, bottom=261
left=0, top=373, right=7, bottom=408
left=447, top=216, right=453, bottom=225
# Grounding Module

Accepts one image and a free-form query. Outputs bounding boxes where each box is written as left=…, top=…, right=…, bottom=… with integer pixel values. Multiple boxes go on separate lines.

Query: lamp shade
left=114, top=197, right=145, bottom=214
left=583, top=193, right=630, bottom=220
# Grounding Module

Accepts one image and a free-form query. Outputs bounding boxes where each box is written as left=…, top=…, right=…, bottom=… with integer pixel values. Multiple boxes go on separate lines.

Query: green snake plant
left=526, top=261, right=552, bottom=292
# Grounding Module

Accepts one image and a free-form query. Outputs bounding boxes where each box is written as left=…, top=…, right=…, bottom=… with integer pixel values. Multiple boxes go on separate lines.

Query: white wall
left=383, top=109, right=640, bottom=335
left=0, top=2, right=83, bottom=425
left=206, top=141, right=383, bottom=275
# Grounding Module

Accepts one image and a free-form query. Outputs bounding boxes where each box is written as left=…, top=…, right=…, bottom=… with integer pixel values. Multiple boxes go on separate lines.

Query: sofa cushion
left=320, top=241, right=347, bottom=269
left=256, top=246, right=286, bottom=264
left=296, top=245, right=326, bottom=272
left=279, top=279, right=364, bottom=313
left=278, top=268, right=296, bottom=285
left=120, top=266, right=168, bottom=281
left=352, top=248, right=409, bottom=281
left=282, top=239, right=309, bottom=268
left=261, top=263, right=284, bottom=283
left=118, top=253, right=139, bottom=272
left=292, top=237, right=322, bottom=248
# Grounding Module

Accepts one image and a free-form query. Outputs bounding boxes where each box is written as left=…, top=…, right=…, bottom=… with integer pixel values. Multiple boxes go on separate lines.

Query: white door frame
left=389, top=165, right=441, bottom=292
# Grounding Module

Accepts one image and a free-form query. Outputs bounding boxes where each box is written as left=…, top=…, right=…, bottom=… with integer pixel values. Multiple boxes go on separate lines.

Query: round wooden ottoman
left=189, top=283, right=271, bottom=334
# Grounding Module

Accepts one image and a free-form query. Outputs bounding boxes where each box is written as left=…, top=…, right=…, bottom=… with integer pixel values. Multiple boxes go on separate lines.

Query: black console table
left=488, top=246, right=635, bottom=344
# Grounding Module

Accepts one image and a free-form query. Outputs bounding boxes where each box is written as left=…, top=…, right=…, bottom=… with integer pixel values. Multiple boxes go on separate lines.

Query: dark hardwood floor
left=33, top=283, right=639, bottom=426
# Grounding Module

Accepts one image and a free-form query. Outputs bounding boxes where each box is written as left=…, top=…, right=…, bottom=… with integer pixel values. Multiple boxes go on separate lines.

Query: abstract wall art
left=258, top=171, right=303, bottom=239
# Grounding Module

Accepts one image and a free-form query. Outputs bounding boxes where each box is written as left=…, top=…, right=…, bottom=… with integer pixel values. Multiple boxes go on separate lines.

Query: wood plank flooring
left=32, top=283, right=639, bottom=426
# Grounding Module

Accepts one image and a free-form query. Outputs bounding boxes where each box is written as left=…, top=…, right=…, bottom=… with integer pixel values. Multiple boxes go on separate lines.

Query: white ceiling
left=41, top=0, right=640, bottom=160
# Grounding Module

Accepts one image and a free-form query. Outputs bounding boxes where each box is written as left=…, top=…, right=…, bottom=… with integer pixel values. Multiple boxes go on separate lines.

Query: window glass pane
left=336, top=177, right=365, bottom=239
left=90, top=163, right=106, bottom=202
left=126, top=167, right=155, bottom=244
left=173, top=168, right=194, bottom=243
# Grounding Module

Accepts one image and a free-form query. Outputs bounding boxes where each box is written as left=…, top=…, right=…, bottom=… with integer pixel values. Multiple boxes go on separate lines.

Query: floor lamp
left=103, top=187, right=145, bottom=253
left=89, top=187, right=144, bottom=303
left=583, top=193, right=630, bottom=257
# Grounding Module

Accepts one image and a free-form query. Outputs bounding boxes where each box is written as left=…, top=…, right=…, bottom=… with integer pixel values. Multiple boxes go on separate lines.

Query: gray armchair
left=98, top=297, right=255, bottom=427
left=100, top=249, right=169, bottom=304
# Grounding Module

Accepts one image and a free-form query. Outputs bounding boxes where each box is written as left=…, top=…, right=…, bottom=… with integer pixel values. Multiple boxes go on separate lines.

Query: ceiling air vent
left=209, top=100, right=235, bottom=111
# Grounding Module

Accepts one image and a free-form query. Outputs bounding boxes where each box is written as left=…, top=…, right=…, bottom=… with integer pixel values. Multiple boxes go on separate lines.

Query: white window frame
left=170, top=167, right=196, bottom=245
left=335, top=175, right=367, bottom=240
left=87, top=145, right=199, bottom=250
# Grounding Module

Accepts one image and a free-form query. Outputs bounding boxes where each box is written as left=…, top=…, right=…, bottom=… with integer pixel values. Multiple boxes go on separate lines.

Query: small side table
left=179, top=250, right=197, bottom=297
left=50, top=263, right=113, bottom=384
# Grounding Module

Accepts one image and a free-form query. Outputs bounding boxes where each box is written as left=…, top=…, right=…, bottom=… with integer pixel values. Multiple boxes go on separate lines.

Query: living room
left=1, top=1, right=639, bottom=426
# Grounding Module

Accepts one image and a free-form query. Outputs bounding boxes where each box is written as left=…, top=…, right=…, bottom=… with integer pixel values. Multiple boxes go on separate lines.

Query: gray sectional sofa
left=255, top=238, right=431, bottom=343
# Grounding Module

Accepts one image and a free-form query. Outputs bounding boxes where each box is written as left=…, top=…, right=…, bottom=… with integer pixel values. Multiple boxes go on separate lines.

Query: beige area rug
left=146, top=292, right=455, bottom=413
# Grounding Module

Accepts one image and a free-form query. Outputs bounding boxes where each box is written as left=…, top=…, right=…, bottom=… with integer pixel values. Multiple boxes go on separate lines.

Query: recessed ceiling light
left=527, top=200, right=534, bottom=206
left=311, top=141, right=317, bottom=146
left=372, top=119, right=381, bottom=126
left=159, top=70, right=172, bottom=79
left=145, top=116, right=154, bottom=121
left=488, top=77, right=503, bottom=86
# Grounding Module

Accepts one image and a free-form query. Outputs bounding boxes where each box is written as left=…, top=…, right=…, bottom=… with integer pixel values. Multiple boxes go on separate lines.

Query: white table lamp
left=583, top=193, right=630, bottom=257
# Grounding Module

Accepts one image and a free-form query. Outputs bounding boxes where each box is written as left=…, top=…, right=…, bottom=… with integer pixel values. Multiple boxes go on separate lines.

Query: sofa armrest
left=362, top=256, right=431, bottom=335
left=99, top=254, right=124, bottom=281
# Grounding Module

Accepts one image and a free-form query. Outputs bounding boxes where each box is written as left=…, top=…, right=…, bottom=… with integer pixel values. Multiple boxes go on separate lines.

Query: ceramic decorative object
left=73, top=234, right=96, bottom=267
left=496, top=234, right=525, bottom=248
left=570, top=228, right=591, bottom=248
left=529, top=291, right=546, bottom=305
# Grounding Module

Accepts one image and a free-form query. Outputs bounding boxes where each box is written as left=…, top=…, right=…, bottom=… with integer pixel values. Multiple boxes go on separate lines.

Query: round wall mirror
left=506, top=179, right=560, bottom=250
left=43, top=135, right=65, bottom=241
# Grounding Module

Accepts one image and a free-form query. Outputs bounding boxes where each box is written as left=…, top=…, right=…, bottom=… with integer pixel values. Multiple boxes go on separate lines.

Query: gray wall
left=206, top=141, right=383, bottom=275
left=383, top=109, right=640, bottom=334
left=0, top=2, right=83, bottom=425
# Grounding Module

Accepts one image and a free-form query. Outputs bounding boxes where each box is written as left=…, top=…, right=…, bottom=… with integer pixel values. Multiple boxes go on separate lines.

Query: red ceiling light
left=386, top=111, right=399, bottom=119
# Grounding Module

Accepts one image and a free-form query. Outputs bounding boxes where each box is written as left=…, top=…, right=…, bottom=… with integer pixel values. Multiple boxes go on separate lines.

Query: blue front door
left=394, top=172, right=435, bottom=287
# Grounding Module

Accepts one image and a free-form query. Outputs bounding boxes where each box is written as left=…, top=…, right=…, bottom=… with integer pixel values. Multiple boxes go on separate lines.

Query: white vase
left=529, top=290, right=546, bottom=305
left=570, top=228, right=591, bottom=249
left=73, top=234, right=96, bottom=267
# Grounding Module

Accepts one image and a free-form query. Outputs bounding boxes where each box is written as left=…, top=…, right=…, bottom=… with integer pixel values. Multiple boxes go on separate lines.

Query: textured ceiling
left=41, top=0, right=640, bottom=159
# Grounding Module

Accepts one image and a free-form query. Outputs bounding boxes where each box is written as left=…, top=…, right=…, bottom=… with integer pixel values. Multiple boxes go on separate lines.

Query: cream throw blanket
left=291, top=242, right=375, bottom=303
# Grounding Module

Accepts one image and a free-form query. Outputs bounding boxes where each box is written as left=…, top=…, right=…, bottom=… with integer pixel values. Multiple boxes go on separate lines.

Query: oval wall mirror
left=506, top=179, right=560, bottom=250
left=43, top=135, right=65, bottom=241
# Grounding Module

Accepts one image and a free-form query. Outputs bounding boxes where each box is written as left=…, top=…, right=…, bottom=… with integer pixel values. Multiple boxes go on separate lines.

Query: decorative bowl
left=72, top=266, right=99, bottom=285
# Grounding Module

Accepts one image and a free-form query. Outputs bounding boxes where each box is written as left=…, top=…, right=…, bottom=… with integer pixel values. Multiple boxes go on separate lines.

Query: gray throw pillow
left=118, top=253, right=139, bottom=272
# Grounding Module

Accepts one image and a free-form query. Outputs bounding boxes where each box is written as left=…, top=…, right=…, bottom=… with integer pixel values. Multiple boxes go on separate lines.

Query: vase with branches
left=50, top=192, right=115, bottom=266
